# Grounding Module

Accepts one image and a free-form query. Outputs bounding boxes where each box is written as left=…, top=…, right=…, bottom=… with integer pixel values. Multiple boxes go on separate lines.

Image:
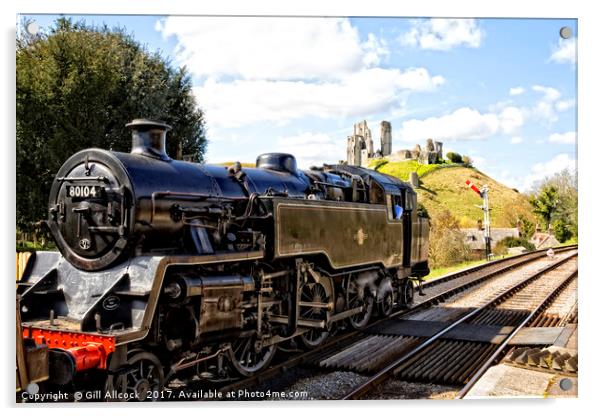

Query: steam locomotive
left=17, top=120, right=429, bottom=399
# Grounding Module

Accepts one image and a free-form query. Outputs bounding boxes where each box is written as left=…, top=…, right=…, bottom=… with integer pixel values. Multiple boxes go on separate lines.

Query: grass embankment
left=368, top=159, right=446, bottom=180
left=373, top=160, right=537, bottom=229
left=425, top=255, right=506, bottom=281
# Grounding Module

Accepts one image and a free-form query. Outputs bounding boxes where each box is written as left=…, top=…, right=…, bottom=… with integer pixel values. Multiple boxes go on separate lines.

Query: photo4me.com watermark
left=20, top=387, right=309, bottom=402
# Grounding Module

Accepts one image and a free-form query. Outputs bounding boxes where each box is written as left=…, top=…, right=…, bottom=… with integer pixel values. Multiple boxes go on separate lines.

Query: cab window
left=404, top=192, right=415, bottom=211
left=387, top=194, right=404, bottom=220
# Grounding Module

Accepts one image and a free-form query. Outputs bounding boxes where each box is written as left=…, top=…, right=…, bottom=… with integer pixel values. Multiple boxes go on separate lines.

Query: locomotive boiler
left=17, top=119, right=429, bottom=399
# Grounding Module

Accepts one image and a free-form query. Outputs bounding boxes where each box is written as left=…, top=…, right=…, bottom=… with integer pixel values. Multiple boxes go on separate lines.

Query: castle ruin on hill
left=346, top=120, right=443, bottom=167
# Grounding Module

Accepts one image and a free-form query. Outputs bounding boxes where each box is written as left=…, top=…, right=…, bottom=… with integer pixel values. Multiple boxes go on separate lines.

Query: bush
left=428, top=210, right=471, bottom=268
left=446, top=152, right=463, bottom=163
left=552, top=218, right=573, bottom=243
left=416, top=202, right=430, bottom=219
left=494, top=236, right=535, bottom=253
left=518, top=214, right=536, bottom=239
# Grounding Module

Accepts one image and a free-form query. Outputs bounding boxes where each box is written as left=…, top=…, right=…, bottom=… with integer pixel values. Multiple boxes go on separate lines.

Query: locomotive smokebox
left=126, top=119, right=172, bottom=161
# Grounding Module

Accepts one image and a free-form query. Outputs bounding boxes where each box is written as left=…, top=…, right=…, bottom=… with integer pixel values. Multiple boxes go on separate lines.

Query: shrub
left=552, top=218, right=573, bottom=243
left=446, top=152, right=463, bottom=163
left=416, top=202, right=430, bottom=219
left=518, top=214, right=536, bottom=239
left=494, top=236, right=535, bottom=253
left=428, top=210, right=471, bottom=268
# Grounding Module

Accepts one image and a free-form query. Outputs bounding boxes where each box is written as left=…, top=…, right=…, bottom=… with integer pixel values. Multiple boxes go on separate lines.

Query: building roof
left=461, top=228, right=519, bottom=250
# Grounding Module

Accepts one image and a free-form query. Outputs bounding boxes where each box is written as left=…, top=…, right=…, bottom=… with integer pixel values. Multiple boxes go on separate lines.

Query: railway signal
left=465, top=180, right=492, bottom=260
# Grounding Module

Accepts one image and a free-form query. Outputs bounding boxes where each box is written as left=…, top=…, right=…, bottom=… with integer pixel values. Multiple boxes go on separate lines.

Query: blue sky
left=20, top=15, right=577, bottom=191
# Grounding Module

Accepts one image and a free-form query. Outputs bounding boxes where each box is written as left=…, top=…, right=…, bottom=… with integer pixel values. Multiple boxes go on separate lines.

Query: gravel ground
left=492, top=257, right=577, bottom=311
left=363, top=379, right=459, bottom=400
left=544, top=276, right=577, bottom=317
left=266, top=370, right=459, bottom=401
left=268, top=370, right=370, bottom=400
left=407, top=250, right=577, bottom=322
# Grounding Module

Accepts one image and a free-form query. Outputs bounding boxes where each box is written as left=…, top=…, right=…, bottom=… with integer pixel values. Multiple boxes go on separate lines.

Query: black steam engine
left=17, top=120, right=429, bottom=399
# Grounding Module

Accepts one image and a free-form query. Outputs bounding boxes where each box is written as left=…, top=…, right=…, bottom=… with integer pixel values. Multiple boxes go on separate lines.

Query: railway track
left=341, top=252, right=577, bottom=399
left=204, top=245, right=577, bottom=400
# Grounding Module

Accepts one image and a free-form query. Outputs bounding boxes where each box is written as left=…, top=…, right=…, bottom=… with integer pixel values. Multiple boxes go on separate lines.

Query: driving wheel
left=299, top=281, right=332, bottom=348
left=107, top=352, right=165, bottom=402
left=398, top=278, right=415, bottom=308
left=228, top=335, right=276, bottom=377
left=346, top=274, right=374, bottom=329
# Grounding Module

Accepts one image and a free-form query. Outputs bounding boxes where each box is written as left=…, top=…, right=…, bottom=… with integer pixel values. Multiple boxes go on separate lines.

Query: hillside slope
left=376, top=161, right=535, bottom=228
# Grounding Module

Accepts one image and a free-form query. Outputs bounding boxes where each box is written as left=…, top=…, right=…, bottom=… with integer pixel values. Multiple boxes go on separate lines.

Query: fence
left=16, top=252, right=32, bottom=281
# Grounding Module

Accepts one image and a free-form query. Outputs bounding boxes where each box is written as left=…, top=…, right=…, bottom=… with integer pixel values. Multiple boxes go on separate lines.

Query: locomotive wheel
left=228, top=336, right=276, bottom=377
left=299, top=282, right=331, bottom=348
left=378, top=287, right=394, bottom=317
left=398, top=278, right=415, bottom=308
left=346, top=274, right=374, bottom=329
left=108, top=352, right=165, bottom=402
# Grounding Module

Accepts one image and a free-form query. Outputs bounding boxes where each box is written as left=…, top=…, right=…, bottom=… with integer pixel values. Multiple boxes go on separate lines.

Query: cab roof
left=323, top=164, right=415, bottom=196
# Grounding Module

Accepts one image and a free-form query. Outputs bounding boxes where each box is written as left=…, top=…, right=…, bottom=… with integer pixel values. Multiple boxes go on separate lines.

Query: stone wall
left=346, top=119, right=443, bottom=167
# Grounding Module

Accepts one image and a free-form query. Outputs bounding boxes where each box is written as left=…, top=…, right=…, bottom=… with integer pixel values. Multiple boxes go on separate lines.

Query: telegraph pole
left=466, top=180, right=492, bottom=261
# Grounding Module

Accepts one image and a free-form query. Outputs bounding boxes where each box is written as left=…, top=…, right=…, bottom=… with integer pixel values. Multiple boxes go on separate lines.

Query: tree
left=446, top=152, right=463, bottom=163
left=16, top=18, right=206, bottom=229
left=529, top=185, right=558, bottom=229
left=528, top=169, right=577, bottom=239
left=518, top=214, right=536, bottom=239
left=462, top=155, right=473, bottom=167
left=552, top=218, right=573, bottom=243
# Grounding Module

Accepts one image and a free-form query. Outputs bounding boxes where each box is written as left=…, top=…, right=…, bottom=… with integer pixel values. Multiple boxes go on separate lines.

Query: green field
left=374, top=160, right=536, bottom=228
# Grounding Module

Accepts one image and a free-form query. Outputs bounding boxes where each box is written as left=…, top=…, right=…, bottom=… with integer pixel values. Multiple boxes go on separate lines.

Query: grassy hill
left=374, top=160, right=536, bottom=228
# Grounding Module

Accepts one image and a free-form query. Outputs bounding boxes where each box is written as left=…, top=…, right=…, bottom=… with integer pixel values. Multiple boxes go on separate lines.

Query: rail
left=215, top=245, right=577, bottom=399
left=342, top=252, right=577, bottom=399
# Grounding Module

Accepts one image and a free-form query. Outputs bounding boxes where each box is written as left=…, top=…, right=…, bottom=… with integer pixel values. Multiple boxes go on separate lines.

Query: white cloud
left=158, top=16, right=444, bottom=129
left=549, top=131, right=576, bottom=144
left=509, top=87, right=525, bottom=96
left=549, top=38, right=576, bottom=65
left=400, top=18, right=483, bottom=51
left=275, top=132, right=344, bottom=168
left=396, top=83, right=574, bottom=145
left=195, top=67, right=444, bottom=128
left=499, top=153, right=576, bottom=192
left=529, top=85, right=570, bottom=124
left=510, top=136, right=523, bottom=144
left=397, top=105, right=524, bottom=143
left=524, top=154, right=576, bottom=190
left=555, top=99, right=575, bottom=112
left=471, top=155, right=487, bottom=168
left=499, top=106, right=525, bottom=134
left=532, top=85, right=561, bottom=102
left=157, top=17, right=389, bottom=80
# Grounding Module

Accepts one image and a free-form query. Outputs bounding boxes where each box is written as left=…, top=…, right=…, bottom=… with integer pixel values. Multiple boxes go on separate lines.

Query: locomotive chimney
left=126, top=119, right=172, bottom=161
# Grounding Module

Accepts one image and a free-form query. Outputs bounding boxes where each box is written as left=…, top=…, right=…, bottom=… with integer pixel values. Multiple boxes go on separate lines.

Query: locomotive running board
left=18, top=250, right=266, bottom=346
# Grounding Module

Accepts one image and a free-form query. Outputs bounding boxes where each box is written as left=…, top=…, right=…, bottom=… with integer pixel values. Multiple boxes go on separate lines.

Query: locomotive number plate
left=66, top=185, right=101, bottom=198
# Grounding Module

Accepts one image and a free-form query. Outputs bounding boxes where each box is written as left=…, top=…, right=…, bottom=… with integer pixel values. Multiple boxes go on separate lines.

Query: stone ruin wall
left=346, top=119, right=443, bottom=167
